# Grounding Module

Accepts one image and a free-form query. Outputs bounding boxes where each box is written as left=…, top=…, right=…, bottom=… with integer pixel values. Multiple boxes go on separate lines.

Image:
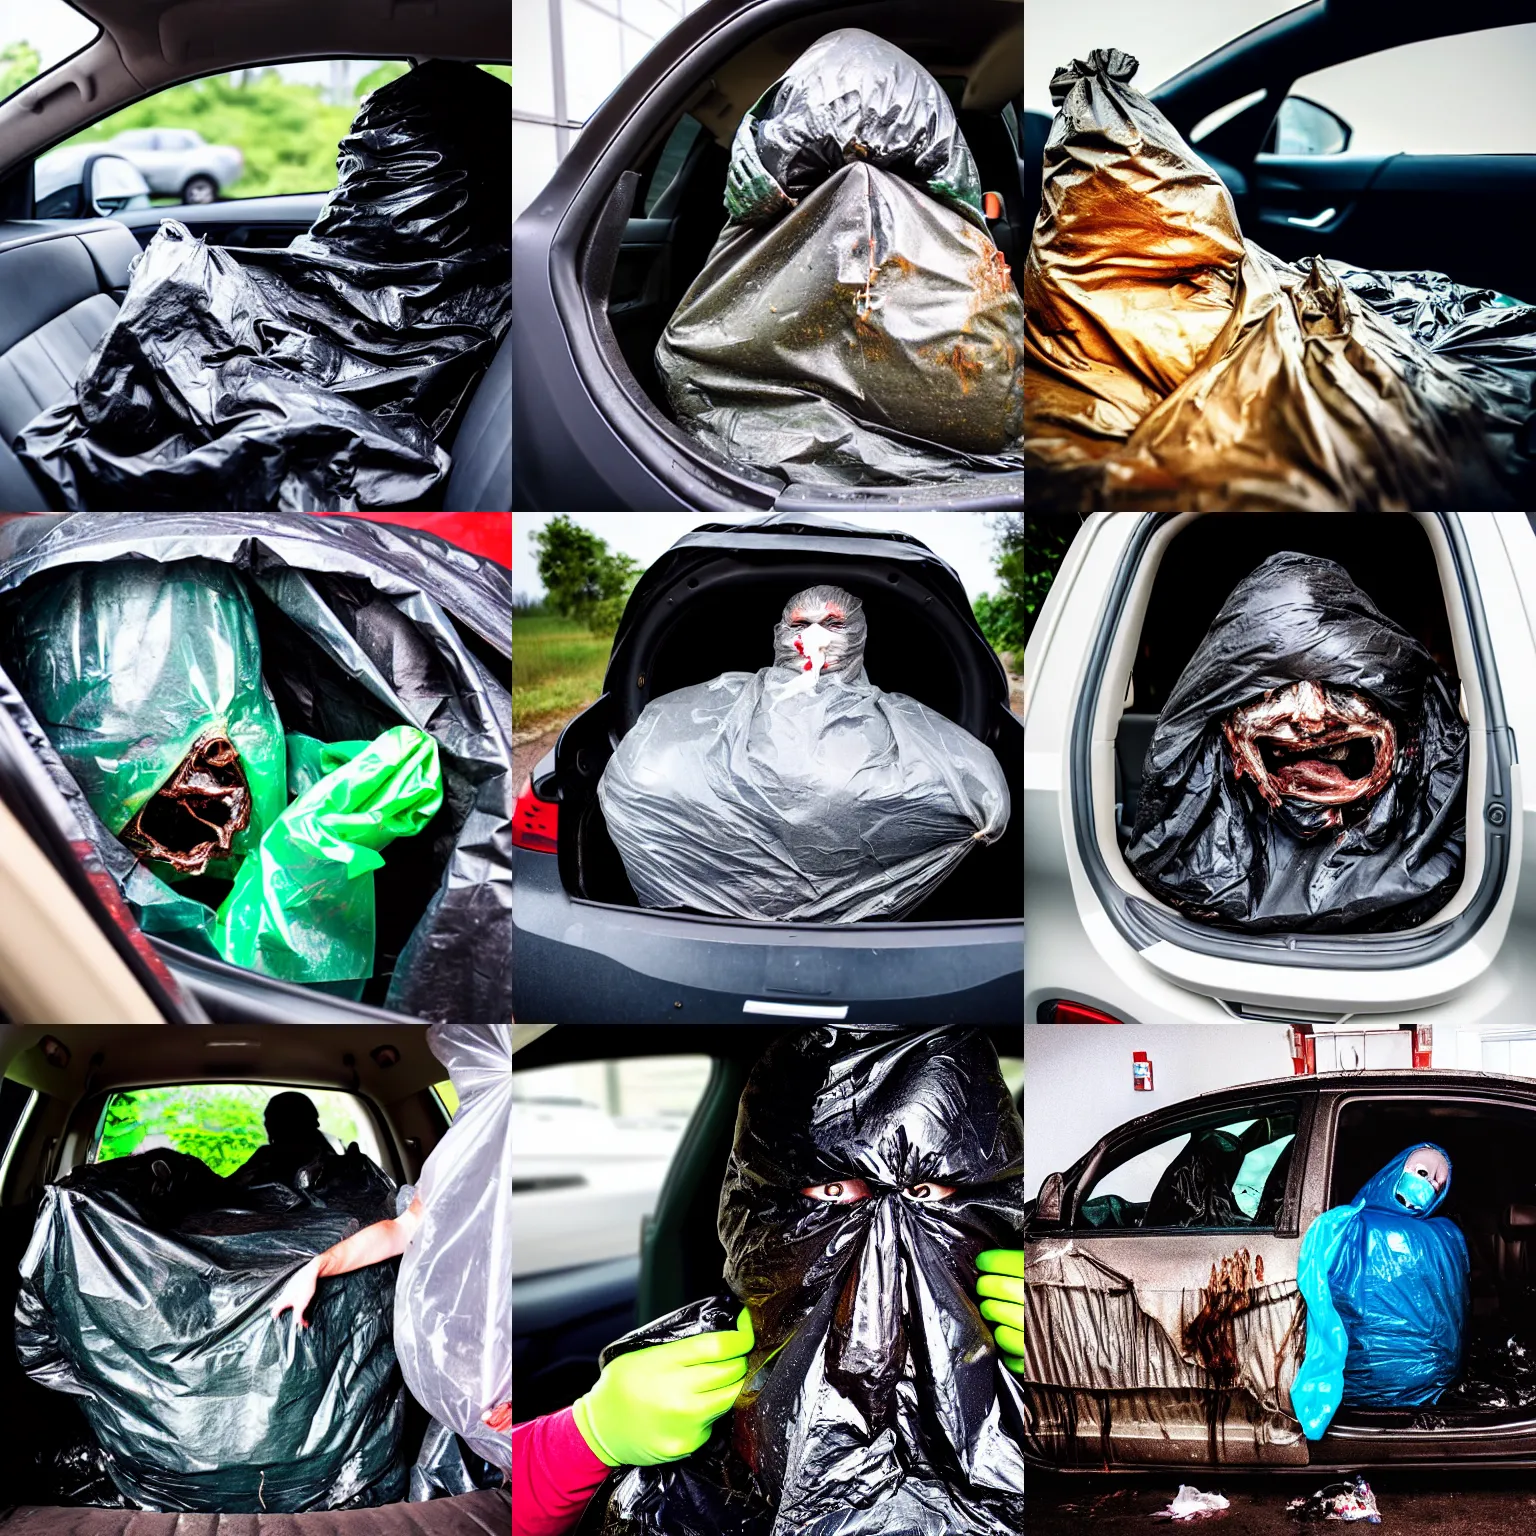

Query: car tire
left=181, top=175, right=218, bottom=205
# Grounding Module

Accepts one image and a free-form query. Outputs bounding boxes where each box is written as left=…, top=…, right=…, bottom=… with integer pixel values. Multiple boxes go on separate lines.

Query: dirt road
left=512, top=720, right=570, bottom=790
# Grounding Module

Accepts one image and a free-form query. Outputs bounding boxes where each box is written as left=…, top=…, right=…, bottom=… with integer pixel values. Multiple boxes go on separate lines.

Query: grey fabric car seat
left=0, top=221, right=137, bottom=510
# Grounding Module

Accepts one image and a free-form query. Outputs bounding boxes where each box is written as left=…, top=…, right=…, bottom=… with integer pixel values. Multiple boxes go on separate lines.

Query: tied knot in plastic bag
left=591, top=1028, right=1025, bottom=1536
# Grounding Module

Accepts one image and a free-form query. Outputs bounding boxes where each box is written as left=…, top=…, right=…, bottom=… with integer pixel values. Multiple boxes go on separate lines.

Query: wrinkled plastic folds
left=587, top=1027, right=1025, bottom=1535
left=0, top=514, right=512, bottom=1022
left=657, top=29, right=1025, bottom=488
left=1125, top=553, right=1467, bottom=933
left=1292, top=1146, right=1469, bottom=1440
left=1285, top=1475, right=1382, bottom=1523
left=1024, top=50, right=1536, bottom=510
left=597, top=585, right=1010, bottom=922
left=18, top=62, right=511, bottom=511
left=395, top=1024, right=511, bottom=1474
left=15, top=1147, right=405, bottom=1511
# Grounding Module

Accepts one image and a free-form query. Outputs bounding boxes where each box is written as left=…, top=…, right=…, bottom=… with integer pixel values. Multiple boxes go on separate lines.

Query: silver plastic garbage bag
left=596, top=585, right=1010, bottom=922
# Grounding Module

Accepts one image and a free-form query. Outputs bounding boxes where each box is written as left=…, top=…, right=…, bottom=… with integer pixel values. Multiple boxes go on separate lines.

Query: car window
left=1076, top=1108, right=1298, bottom=1231
left=90, top=1084, right=384, bottom=1176
left=643, top=114, right=705, bottom=215
left=513, top=1053, right=712, bottom=1278
left=0, top=2, right=101, bottom=106
left=42, top=60, right=507, bottom=205
left=1277, top=23, right=1536, bottom=155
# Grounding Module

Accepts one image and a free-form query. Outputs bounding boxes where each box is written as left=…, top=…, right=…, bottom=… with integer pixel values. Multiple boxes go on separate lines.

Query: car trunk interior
left=606, top=0, right=1026, bottom=421
left=556, top=556, right=1022, bottom=924
left=0, top=1026, right=508, bottom=1528
left=1326, top=1097, right=1536, bottom=1433
left=1112, top=513, right=1465, bottom=921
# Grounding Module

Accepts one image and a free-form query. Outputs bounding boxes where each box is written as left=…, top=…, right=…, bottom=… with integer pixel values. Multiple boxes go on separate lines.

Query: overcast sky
left=512, top=514, right=1008, bottom=607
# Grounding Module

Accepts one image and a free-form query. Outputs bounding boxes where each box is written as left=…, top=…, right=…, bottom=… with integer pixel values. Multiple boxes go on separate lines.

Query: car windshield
left=0, top=1, right=100, bottom=106
left=1024, top=0, right=1308, bottom=112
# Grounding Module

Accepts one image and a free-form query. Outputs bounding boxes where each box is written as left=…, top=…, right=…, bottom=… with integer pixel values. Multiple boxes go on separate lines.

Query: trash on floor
left=657, top=28, right=1024, bottom=488
left=597, top=584, right=1011, bottom=921
left=1125, top=552, right=1467, bottom=933
left=1155, top=1486, right=1231, bottom=1521
left=16, top=1146, right=406, bottom=1511
left=1437, top=1324, right=1536, bottom=1411
left=1292, top=1145, right=1468, bottom=1439
left=17, top=61, right=511, bottom=511
left=587, top=1028, right=1025, bottom=1535
left=1024, top=49, right=1536, bottom=510
left=1285, top=1475, right=1383, bottom=1523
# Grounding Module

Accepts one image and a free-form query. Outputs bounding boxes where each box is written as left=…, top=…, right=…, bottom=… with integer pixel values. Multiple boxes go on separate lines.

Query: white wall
left=1024, top=1024, right=1292, bottom=1198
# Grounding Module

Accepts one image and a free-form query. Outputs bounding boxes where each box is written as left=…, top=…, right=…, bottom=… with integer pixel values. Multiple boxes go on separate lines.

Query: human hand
left=977, top=1249, right=1023, bottom=1374
left=573, top=1309, right=755, bottom=1467
left=270, top=1257, right=323, bottom=1328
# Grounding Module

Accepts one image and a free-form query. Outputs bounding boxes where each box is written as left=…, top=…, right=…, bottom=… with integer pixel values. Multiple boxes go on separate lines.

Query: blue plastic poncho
left=1291, top=1143, right=1468, bottom=1439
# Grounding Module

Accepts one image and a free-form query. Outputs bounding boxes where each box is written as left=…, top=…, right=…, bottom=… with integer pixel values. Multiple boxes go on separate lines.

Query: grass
left=513, top=614, right=612, bottom=733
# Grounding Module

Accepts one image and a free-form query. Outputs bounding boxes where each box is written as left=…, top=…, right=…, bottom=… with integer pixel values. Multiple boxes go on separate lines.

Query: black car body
left=511, top=0, right=1026, bottom=512
left=512, top=516, right=1023, bottom=1023
left=1024, top=1068, right=1536, bottom=1471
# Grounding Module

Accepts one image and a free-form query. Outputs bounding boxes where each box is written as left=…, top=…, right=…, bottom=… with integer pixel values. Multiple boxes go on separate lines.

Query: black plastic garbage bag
left=15, top=1147, right=405, bottom=1512
left=1125, top=552, right=1467, bottom=932
left=17, top=62, right=511, bottom=511
left=586, top=1027, right=1026, bottom=1536
left=0, top=513, right=512, bottom=1022
left=597, top=584, right=1010, bottom=922
left=656, top=29, right=1025, bottom=489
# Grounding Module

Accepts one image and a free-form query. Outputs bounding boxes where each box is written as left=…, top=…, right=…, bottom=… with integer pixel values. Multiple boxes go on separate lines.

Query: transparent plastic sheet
left=15, top=1148, right=406, bottom=1512
left=597, top=585, right=1010, bottom=923
left=17, top=62, right=511, bottom=511
left=1125, top=552, right=1467, bottom=933
left=1024, top=51, right=1536, bottom=511
left=1292, top=1146, right=1469, bottom=1440
left=656, top=29, right=1025, bottom=489
left=0, top=514, right=512, bottom=1021
left=394, top=1024, right=511, bottom=1476
left=586, top=1027, right=1026, bottom=1536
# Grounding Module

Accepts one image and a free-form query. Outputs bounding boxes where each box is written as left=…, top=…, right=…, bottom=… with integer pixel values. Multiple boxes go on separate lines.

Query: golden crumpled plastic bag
left=1025, top=49, right=1536, bottom=510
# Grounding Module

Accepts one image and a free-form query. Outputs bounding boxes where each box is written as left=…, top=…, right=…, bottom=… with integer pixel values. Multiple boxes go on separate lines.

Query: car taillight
left=513, top=776, right=558, bottom=854
left=1412, top=1023, right=1433, bottom=1070
left=1038, top=999, right=1124, bottom=1023
left=1288, top=1025, right=1317, bottom=1075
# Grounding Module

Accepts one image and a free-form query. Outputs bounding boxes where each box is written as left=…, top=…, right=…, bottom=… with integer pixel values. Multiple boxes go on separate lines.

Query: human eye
left=801, top=1178, right=871, bottom=1203
left=902, top=1182, right=957, bottom=1202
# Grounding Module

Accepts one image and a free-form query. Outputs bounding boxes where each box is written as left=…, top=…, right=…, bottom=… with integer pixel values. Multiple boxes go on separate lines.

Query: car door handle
left=742, top=1000, right=849, bottom=1018
left=1286, top=206, right=1337, bottom=229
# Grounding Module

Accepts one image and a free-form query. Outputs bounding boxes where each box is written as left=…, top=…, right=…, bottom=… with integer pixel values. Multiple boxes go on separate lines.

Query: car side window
left=1076, top=1109, right=1298, bottom=1232
left=1275, top=23, right=1536, bottom=155
left=513, top=1054, right=712, bottom=1278
left=643, top=114, right=706, bottom=215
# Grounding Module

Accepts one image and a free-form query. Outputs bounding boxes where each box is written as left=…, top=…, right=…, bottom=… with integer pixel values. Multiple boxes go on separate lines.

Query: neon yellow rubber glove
left=977, top=1249, right=1024, bottom=1375
left=572, top=1309, right=755, bottom=1467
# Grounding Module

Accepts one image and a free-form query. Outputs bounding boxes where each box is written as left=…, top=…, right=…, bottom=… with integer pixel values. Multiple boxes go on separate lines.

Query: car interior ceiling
left=0, top=1025, right=455, bottom=1510
left=1114, top=514, right=1457, bottom=847
left=610, top=0, right=1025, bottom=414
left=561, top=568, right=1023, bottom=924
left=1328, top=1098, right=1536, bottom=1424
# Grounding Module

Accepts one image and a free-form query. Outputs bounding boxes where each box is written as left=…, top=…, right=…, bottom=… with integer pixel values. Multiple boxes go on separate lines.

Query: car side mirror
left=86, top=154, right=153, bottom=216
left=1268, top=96, right=1352, bottom=156
left=1035, top=1170, right=1065, bottom=1225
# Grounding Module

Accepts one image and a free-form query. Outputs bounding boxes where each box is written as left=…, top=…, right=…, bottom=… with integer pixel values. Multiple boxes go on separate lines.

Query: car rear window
left=90, top=1083, right=382, bottom=1176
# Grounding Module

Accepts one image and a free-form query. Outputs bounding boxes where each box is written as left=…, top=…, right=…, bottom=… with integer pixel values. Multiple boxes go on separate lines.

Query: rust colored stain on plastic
left=121, top=731, right=252, bottom=874
left=1182, top=1248, right=1264, bottom=1465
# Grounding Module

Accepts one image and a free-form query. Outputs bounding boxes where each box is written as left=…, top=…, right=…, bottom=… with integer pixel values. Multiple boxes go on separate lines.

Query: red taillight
left=1039, top=999, right=1124, bottom=1024
left=1412, top=1023, right=1433, bottom=1070
left=513, top=775, right=558, bottom=854
left=1288, top=1025, right=1317, bottom=1076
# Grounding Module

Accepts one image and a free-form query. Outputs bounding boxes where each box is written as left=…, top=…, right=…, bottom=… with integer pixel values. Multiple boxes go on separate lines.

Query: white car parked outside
left=107, top=128, right=244, bottom=202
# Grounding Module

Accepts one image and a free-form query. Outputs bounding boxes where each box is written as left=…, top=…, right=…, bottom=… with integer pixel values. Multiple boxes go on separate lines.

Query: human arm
left=977, top=1249, right=1023, bottom=1374
left=512, top=1408, right=610, bottom=1536
left=270, top=1193, right=425, bottom=1326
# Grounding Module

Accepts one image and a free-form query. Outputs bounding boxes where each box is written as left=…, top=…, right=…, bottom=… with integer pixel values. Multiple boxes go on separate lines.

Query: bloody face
left=1222, top=680, right=1396, bottom=829
left=120, top=732, right=253, bottom=874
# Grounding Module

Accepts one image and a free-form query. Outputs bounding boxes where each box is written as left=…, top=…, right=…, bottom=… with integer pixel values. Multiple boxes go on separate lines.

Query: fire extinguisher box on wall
left=1132, top=1050, right=1153, bottom=1092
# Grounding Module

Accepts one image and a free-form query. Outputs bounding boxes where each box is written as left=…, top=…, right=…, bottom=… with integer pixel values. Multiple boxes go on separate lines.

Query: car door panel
left=513, top=1256, right=640, bottom=1423
left=116, top=193, right=329, bottom=251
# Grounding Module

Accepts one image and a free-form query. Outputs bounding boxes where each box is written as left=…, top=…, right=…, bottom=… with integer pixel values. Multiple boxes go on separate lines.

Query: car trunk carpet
left=655, top=29, right=1025, bottom=488
left=1024, top=49, right=1536, bottom=510
left=0, top=1490, right=510, bottom=1534
left=15, top=62, right=511, bottom=512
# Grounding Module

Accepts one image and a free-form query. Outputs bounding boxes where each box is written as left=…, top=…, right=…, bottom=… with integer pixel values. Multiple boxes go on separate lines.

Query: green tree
left=0, top=41, right=41, bottom=101
left=532, top=515, right=641, bottom=636
left=973, top=513, right=1025, bottom=661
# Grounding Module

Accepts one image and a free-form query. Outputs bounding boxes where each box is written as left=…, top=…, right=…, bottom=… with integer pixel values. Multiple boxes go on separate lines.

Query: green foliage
left=531, top=516, right=642, bottom=636
left=0, top=41, right=41, bottom=102
left=1024, top=515, right=1085, bottom=647
left=513, top=614, right=611, bottom=731
left=96, top=1084, right=364, bottom=1177
left=973, top=513, right=1026, bottom=660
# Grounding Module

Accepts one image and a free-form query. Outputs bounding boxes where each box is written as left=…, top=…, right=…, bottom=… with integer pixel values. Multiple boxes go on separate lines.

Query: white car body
left=1024, top=512, right=1536, bottom=1025
left=106, top=128, right=243, bottom=197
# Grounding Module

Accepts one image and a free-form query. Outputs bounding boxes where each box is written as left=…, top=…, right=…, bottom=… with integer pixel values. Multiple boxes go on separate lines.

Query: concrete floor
left=1029, top=1473, right=1536, bottom=1533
